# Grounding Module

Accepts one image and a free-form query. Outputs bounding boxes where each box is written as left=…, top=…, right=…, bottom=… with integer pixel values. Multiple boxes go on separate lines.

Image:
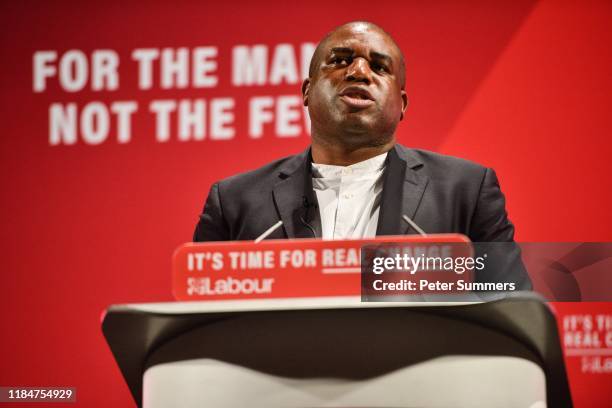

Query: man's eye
left=371, top=63, right=388, bottom=73
left=331, top=56, right=351, bottom=65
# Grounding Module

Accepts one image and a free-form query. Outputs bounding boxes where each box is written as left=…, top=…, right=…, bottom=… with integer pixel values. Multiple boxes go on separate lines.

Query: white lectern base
left=143, top=355, right=546, bottom=408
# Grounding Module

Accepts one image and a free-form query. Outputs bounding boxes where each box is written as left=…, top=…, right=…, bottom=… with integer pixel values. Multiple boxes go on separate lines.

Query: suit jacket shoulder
left=396, top=145, right=510, bottom=241
left=194, top=149, right=310, bottom=241
left=398, top=145, right=488, bottom=186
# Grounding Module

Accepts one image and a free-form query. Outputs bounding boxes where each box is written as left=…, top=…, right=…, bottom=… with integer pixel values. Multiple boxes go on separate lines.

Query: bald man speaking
left=193, top=21, right=531, bottom=290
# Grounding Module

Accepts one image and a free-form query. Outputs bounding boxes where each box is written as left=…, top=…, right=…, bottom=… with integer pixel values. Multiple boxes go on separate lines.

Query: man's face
left=303, top=23, right=408, bottom=147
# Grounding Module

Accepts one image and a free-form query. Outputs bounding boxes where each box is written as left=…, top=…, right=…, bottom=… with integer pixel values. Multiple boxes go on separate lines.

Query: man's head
left=303, top=21, right=408, bottom=152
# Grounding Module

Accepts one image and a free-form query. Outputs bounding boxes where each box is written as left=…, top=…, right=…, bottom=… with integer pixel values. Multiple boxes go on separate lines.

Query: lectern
left=102, top=294, right=572, bottom=407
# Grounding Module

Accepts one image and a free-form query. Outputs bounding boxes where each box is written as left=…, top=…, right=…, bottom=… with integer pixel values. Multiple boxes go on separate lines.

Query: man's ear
left=400, top=89, right=409, bottom=120
left=302, top=78, right=310, bottom=106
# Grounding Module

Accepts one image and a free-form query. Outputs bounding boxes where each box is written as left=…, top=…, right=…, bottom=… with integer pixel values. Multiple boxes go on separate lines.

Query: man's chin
left=337, top=122, right=386, bottom=146
left=339, top=114, right=375, bottom=134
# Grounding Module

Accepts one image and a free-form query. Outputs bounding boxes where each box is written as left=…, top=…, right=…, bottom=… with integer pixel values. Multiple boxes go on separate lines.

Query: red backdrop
left=1, top=0, right=611, bottom=406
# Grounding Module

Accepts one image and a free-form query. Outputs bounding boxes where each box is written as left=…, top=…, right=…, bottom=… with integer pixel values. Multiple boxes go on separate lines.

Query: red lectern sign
left=173, top=234, right=471, bottom=300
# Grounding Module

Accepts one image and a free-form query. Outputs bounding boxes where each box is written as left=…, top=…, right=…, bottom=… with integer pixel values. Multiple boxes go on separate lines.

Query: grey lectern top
left=102, top=294, right=572, bottom=407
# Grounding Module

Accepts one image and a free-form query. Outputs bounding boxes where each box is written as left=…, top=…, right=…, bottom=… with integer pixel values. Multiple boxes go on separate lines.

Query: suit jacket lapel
left=376, top=145, right=429, bottom=236
left=272, top=148, right=322, bottom=239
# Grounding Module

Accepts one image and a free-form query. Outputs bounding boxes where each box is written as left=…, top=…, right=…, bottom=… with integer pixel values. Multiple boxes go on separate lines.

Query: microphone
left=254, top=220, right=283, bottom=243
left=300, top=195, right=318, bottom=238
left=402, top=214, right=427, bottom=236
left=302, top=195, right=318, bottom=209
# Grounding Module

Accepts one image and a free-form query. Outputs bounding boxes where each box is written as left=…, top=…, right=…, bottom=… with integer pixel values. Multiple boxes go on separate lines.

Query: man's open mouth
left=339, top=87, right=375, bottom=108
left=339, top=87, right=374, bottom=100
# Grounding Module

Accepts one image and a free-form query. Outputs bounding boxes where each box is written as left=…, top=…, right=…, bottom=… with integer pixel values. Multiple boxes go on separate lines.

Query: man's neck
left=311, top=140, right=395, bottom=166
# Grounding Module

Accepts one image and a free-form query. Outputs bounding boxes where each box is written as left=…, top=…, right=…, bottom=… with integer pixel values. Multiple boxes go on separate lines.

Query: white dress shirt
left=311, top=152, right=387, bottom=240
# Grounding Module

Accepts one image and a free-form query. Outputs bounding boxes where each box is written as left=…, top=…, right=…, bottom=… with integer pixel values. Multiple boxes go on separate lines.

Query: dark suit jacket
left=194, top=144, right=532, bottom=289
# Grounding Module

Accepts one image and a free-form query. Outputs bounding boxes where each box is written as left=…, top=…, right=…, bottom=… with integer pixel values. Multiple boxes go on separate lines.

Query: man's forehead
left=323, top=25, right=399, bottom=58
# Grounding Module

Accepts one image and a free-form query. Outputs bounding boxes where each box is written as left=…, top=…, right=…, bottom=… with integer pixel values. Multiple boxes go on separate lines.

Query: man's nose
left=345, top=58, right=372, bottom=83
